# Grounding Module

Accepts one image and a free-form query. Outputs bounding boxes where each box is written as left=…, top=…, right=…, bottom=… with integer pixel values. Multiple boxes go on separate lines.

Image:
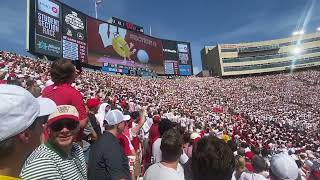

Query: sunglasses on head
left=49, top=118, right=79, bottom=132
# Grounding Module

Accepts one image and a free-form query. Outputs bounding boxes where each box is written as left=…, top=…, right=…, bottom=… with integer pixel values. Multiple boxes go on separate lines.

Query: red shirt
left=131, top=137, right=140, bottom=151
left=0, top=80, right=6, bottom=84
left=149, top=124, right=160, bottom=146
left=42, top=83, right=87, bottom=120
left=121, top=100, right=127, bottom=109
left=42, top=83, right=87, bottom=141
left=117, top=133, right=132, bottom=156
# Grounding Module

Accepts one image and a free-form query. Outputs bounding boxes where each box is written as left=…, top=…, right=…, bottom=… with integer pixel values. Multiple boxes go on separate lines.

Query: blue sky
left=0, top=0, right=320, bottom=74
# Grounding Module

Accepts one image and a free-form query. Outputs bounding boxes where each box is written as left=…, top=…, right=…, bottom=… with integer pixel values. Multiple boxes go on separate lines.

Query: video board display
left=29, top=0, right=88, bottom=61
left=87, top=17, right=164, bottom=73
left=162, top=39, right=193, bottom=75
left=34, top=0, right=62, bottom=57
left=27, top=0, right=193, bottom=75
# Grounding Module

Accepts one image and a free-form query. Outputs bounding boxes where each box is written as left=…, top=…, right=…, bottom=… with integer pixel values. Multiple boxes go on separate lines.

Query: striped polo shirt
left=20, top=141, right=87, bottom=180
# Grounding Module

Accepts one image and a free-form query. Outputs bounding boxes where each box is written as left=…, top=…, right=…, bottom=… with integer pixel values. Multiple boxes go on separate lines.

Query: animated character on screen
left=99, top=24, right=136, bottom=62
left=112, top=32, right=136, bottom=62
left=99, top=23, right=150, bottom=64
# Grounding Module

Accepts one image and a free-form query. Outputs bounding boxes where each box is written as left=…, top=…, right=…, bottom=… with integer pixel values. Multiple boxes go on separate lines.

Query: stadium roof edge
left=216, top=32, right=320, bottom=47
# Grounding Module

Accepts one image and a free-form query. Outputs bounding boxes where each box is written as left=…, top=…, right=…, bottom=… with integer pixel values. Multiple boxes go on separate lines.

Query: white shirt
left=238, top=172, right=268, bottom=180
left=144, top=163, right=184, bottom=180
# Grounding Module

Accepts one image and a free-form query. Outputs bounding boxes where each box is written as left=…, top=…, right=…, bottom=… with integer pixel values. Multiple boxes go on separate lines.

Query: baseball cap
left=190, top=132, right=201, bottom=143
left=104, top=109, right=131, bottom=126
left=48, top=105, right=79, bottom=126
left=37, top=96, right=57, bottom=117
left=245, top=151, right=255, bottom=160
left=87, top=98, right=101, bottom=109
left=0, top=84, right=57, bottom=141
left=152, top=115, right=161, bottom=123
left=270, top=153, right=299, bottom=180
left=190, top=132, right=201, bottom=140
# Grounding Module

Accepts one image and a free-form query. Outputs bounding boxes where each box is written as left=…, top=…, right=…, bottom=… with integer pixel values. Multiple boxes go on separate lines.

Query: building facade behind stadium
left=201, top=32, right=320, bottom=77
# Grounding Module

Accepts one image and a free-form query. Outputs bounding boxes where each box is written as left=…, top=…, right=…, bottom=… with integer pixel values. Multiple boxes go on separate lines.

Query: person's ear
left=47, top=127, right=53, bottom=136
left=17, top=130, right=31, bottom=144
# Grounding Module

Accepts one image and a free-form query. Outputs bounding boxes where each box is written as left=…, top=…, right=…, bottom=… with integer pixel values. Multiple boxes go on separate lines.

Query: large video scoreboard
left=27, top=0, right=193, bottom=75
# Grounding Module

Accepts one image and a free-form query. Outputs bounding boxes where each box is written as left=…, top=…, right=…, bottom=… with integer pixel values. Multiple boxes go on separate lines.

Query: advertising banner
left=177, top=43, right=189, bottom=53
left=179, top=65, right=192, bottom=76
left=34, top=0, right=62, bottom=57
left=162, top=40, right=178, bottom=61
left=62, top=6, right=87, bottom=61
left=35, top=34, right=62, bottom=57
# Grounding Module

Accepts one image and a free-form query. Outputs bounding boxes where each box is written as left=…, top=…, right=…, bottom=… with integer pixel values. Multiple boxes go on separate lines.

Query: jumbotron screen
left=27, top=0, right=193, bottom=75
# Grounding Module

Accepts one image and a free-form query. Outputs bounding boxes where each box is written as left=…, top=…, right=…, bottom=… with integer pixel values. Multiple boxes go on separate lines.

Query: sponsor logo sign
left=177, top=44, right=189, bottom=53
left=37, top=0, right=60, bottom=18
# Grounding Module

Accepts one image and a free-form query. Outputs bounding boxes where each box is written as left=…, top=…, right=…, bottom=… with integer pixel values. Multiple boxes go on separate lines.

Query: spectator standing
left=270, top=153, right=300, bottom=180
left=95, top=103, right=111, bottom=133
left=239, top=155, right=268, bottom=180
left=88, top=109, right=131, bottom=180
left=20, top=105, right=87, bottom=180
left=144, top=129, right=185, bottom=180
left=42, top=59, right=88, bottom=138
left=86, top=98, right=102, bottom=138
left=153, top=118, right=189, bottom=164
left=0, top=85, right=56, bottom=180
left=82, top=98, right=101, bottom=163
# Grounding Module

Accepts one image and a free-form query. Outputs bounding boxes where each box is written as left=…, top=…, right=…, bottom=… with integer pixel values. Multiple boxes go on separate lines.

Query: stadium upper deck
left=201, top=32, right=320, bottom=76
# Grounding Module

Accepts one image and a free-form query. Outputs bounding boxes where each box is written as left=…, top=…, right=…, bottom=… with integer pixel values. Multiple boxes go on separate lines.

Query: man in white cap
left=88, top=109, right=131, bottom=180
left=0, top=84, right=56, bottom=180
left=20, top=105, right=87, bottom=180
left=270, top=152, right=301, bottom=180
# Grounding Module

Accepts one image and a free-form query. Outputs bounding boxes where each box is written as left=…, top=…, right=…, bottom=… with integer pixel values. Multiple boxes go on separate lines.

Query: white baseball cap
left=0, top=84, right=57, bottom=141
left=190, top=132, right=201, bottom=140
left=270, top=152, right=299, bottom=180
left=104, top=109, right=131, bottom=126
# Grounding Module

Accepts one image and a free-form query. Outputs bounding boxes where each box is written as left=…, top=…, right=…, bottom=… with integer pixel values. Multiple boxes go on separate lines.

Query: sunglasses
left=49, top=119, right=79, bottom=132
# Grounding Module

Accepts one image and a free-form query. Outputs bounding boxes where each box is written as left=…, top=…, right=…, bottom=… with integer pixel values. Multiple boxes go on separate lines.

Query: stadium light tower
left=317, top=27, right=320, bottom=31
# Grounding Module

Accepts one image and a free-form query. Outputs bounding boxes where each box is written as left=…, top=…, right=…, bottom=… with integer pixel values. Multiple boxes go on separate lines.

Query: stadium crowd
left=1, top=50, right=320, bottom=180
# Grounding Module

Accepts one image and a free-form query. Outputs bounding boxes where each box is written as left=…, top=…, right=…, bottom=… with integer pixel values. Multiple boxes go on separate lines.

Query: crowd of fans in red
left=1, top=50, right=320, bottom=180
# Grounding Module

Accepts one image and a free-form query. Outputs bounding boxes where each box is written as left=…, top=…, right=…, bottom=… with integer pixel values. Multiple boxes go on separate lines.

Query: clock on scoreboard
left=108, top=17, right=144, bottom=34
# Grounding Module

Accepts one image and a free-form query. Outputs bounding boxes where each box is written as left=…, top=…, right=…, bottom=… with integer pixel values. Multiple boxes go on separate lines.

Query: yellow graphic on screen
left=112, top=33, right=130, bottom=58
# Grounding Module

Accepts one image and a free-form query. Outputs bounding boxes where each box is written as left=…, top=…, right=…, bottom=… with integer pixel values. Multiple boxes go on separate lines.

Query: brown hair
left=160, top=129, right=183, bottom=162
left=50, top=59, right=75, bottom=84
left=192, top=136, right=235, bottom=180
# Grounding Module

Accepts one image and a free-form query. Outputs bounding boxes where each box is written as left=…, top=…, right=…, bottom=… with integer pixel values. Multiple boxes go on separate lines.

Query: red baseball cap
left=87, top=98, right=101, bottom=109
left=152, top=115, right=161, bottom=123
left=245, top=151, right=254, bottom=160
